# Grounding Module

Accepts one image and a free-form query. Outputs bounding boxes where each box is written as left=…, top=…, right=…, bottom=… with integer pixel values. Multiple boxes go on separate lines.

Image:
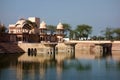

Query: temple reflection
left=16, top=52, right=93, bottom=80
left=0, top=51, right=120, bottom=80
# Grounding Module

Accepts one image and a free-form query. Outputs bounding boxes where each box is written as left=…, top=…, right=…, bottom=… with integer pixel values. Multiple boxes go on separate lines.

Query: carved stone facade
left=7, top=17, right=64, bottom=43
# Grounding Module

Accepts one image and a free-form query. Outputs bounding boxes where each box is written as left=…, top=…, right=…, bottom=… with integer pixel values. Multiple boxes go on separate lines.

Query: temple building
left=8, top=17, right=65, bottom=43
left=56, top=23, right=64, bottom=42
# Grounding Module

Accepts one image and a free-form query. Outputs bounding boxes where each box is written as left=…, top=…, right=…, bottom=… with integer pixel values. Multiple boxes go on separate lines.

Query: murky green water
left=0, top=54, right=120, bottom=80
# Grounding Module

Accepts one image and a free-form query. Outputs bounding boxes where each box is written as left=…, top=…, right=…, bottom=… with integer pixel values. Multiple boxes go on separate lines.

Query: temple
left=0, top=17, right=114, bottom=60
left=8, top=17, right=65, bottom=43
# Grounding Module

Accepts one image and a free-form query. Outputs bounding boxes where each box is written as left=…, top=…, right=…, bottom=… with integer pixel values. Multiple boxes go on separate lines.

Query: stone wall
left=74, top=41, right=120, bottom=58
left=72, top=41, right=120, bottom=51
left=18, top=41, right=120, bottom=54
left=112, top=42, right=120, bottom=51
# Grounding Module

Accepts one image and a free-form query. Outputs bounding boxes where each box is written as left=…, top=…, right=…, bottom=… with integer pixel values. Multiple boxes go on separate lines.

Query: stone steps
left=0, top=43, right=25, bottom=53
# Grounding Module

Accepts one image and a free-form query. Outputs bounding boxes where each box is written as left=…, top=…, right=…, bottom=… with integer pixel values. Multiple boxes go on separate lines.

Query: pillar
left=64, top=43, right=76, bottom=59
left=94, top=44, right=103, bottom=58
left=44, top=43, right=57, bottom=60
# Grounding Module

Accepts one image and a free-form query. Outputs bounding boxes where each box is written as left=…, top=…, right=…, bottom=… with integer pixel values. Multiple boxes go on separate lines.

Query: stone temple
left=5, top=17, right=77, bottom=61
left=0, top=17, right=113, bottom=61
left=8, top=17, right=65, bottom=43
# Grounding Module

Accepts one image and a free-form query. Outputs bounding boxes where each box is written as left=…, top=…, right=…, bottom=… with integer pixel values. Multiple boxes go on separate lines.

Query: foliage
left=113, top=28, right=120, bottom=40
left=75, top=24, right=92, bottom=39
left=69, top=30, right=75, bottom=39
left=0, top=23, right=7, bottom=33
left=47, top=25, right=56, bottom=34
left=91, top=36, right=105, bottom=40
left=101, top=27, right=120, bottom=40
left=63, top=23, right=71, bottom=31
left=101, top=27, right=113, bottom=40
left=62, top=23, right=71, bottom=38
left=69, top=30, right=79, bottom=40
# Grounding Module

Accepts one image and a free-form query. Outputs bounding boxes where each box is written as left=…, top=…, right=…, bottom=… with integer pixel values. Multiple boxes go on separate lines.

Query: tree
left=75, top=24, right=92, bottom=40
left=69, top=30, right=79, bottom=40
left=47, top=25, right=56, bottom=34
left=62, top=23, right=71, bottom=38
left=0, top=23, right=7, bottom=33
left=101, top=27, right=113, bottom=40
left=113, top=28, right=120, bottom=40
left=69, top=30, right=74, bottom=40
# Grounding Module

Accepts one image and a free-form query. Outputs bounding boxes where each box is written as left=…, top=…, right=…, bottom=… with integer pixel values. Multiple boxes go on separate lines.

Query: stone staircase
left=0, top=43, right=25, bottom=53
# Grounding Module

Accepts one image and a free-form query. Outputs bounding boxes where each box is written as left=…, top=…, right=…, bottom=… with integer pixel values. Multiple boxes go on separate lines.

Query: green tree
left=75, top=24, right=92, bottom=40
left=47, top=25, right=56, bottom=34
left=69, top=30, right=74, bottom=40
left=62, top=23, right=71, bottom=38
left=101, top=27, right=113, bottom=40
left=113, top=28, right=120, bottom=40
left=0, top=23, right=7, bottom=33
left=69, top=30, right=79, bottom=40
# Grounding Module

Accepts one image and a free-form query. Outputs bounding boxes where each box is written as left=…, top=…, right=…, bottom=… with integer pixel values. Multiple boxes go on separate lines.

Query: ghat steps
left=0, top=43, right=25, bottom=53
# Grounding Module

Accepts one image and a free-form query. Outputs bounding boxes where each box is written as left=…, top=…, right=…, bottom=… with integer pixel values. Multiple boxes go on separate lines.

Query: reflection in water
left=17, top=62, right=48, bottom=80
left=11, top=59, right=92, bottom=80
left=56, top=60, right=63, bottom=80
left=0, top=52, right=120, bottom=80
left=118, top=62, right=120, bottom=70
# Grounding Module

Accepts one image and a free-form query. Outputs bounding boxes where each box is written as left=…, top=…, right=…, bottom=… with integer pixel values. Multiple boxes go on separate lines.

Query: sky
left=0, top=0, right=120, bottom=35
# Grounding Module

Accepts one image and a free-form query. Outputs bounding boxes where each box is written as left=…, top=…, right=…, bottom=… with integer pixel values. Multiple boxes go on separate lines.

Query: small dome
left=40, top=21, right=47, bottom=29
left=57, top=23, right=63, bottom=29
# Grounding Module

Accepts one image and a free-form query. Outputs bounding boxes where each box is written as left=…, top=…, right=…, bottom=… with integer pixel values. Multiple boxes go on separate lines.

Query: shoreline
left=0, top=41, right=120, bottom=61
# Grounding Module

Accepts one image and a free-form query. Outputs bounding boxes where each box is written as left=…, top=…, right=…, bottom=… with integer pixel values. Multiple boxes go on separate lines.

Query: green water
left=0, top=54, right=120, bottom=80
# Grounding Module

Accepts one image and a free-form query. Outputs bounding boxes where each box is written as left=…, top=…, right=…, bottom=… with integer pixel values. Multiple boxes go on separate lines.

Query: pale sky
left=0, top=0, right=120, bottom=35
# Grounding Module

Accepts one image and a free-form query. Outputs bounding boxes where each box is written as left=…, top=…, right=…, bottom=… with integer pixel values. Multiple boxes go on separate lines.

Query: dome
left=15, top=19, right=26, bottom=28
left=57, top=23, right=63, bottom=29
left=39, top=21, right=47, bottom=29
